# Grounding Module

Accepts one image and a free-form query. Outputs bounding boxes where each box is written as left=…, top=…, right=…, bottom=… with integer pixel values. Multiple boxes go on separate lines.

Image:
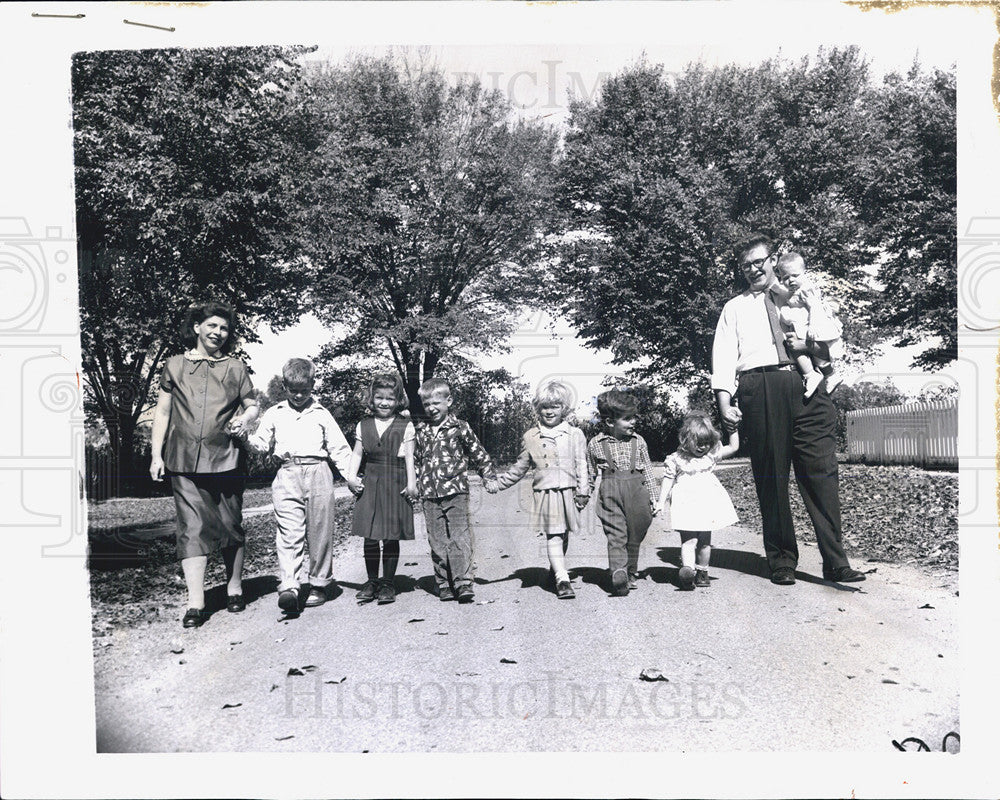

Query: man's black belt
left=740, top=364, right=795, bottom=374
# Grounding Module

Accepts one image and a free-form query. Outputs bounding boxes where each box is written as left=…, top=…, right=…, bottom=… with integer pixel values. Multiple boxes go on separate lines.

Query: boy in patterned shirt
left=587, top=390, right=659, bottom=597
left=414, top=378, right=497, bottom=603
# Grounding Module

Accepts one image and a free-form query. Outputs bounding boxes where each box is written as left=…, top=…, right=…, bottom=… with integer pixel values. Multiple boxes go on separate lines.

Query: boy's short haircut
left=418, top=377, right=451, bottom=400
left=533, top=380, right=574, bottom=412
left=366, top=372, right=410, bottom=414
left=596, top=389, right=637, bottom=422
left=777, top=251, right=805, bottom=272
left=282, top=358, right=315, bottom=385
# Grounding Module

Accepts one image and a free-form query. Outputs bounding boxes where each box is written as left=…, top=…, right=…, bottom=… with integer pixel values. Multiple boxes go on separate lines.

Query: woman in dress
left=149, top=301, right=258, bottom=627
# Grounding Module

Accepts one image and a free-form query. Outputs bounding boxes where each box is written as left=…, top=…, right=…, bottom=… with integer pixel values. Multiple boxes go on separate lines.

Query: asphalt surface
left=93, top=473, right=959, bottom=753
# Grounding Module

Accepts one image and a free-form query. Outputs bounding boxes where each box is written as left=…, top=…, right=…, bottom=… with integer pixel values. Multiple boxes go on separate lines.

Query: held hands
left=346, top=476, right=364, bottom=496
left=401, top=482, right=418, bottom=502
left=651, top=499, right=661, bottom=517
left=483, top=478, right=500, bottom=494
left=227, top=414, right=250, bottom=438
left=720, top=405, right=742, bottom=434
left=574, top=494, right=589, bottom=511
left=149, top=455, right=165, bottom=482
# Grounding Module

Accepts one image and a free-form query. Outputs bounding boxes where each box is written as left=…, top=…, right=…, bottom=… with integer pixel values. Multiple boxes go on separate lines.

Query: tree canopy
left=74, top=46, right=316, bottom=485
left=557, top=48, right=956, bottom=387
left=299, top=53, right=560, bottom=404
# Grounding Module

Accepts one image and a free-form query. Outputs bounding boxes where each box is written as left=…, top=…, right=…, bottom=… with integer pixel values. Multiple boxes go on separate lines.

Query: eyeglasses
left=742, top=254, right=775, bottom=272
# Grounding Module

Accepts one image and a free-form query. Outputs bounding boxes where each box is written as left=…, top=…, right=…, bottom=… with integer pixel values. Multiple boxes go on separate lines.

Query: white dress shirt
left=711, top=289, right=785, bottom=396
left=247, top=399, right=352, bottom=473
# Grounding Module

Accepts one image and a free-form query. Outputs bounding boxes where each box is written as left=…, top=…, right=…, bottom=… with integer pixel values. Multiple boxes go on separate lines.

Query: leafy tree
left=300, top=54, right=560, bottom=407
left=557, top=49, right=955, bottom=389
left=73, top=46, right=316, bottom=491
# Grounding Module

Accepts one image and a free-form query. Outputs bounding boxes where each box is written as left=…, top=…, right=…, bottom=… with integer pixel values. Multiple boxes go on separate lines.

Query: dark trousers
left=423, top=493, right=474, bottom=588
left=596, top=472, right=652, bottom=576
left=737, top=369, right=849, bottom=573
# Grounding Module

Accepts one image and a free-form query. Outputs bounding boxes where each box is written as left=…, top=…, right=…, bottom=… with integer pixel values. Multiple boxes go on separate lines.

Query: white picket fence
left=846, top=400, right=957, bottom=468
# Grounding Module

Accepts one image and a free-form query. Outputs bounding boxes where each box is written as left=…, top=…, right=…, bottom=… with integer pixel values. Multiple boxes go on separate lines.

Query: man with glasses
left=711, top=233, right=865, bottom=586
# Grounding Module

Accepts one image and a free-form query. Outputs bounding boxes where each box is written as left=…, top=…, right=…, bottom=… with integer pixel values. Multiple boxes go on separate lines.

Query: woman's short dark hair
left=182, top=301, right=237, bottom=354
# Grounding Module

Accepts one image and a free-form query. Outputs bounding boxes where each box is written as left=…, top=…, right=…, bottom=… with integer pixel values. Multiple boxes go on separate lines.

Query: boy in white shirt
left=243, top=358, right=352, bottom=613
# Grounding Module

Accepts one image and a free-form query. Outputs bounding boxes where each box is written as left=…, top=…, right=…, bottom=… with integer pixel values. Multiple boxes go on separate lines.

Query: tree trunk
left=104, top=411, right=137, bottom=498
left=402, top=353, right=424, bottom=418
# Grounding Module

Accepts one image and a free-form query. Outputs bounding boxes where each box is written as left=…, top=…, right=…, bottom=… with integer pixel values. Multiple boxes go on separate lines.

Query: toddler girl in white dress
left=655, top=412, right=740, bottom=590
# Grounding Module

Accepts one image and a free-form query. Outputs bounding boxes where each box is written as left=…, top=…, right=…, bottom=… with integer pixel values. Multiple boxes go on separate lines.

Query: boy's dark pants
left=736, top=368, right=850, bottom=573
left=597, top=471, right=652, bottom=577
left=423, top=493, right=474, bottom=588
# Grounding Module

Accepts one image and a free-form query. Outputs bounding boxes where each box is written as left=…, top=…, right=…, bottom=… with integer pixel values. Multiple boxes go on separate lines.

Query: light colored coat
left=497, top=422, right=589, bottom=496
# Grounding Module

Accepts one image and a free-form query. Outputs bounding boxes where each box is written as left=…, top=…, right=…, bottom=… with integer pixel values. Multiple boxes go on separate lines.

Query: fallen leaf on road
left=270, top=684, right=278, bottom=692
left=846, top=675, right=855, bottom=679
left=490, top=626, right=504, bottom=631
left=178, top=659, right=186, bottom=665
left=324, top=677, right=347, bottom=684
left=287, top=665, right=319, bottom=676
left=230, top=641, right=242, bottom=646
left=500, top=658, right=517, bottom=664
left=919, top=603, right=935, bottom=609
left=275, top=735, right=294, bottom=741
left=882, top=679, right=899, bottom=685
left=275, top=638, right=285, bottom=643
left=222, top=702, right=242, bottom=709
left=435, top=631, right=448, bottom=636
left=500, top=554, right=509, bottom=559
left=639, top=669, right=670, bottom=682
left=404, top=562, right=418, bottom=566
left=837, top=608, right=845, bottom=612
left=938, top=654, right=943, bottom=658
left=864, top=567, right=878, bottom=574
left=407, top=618, right=425, bottom=623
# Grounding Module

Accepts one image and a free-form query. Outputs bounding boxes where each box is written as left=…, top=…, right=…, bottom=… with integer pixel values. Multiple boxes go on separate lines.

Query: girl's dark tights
left=363, top=539, right=400, bottom=581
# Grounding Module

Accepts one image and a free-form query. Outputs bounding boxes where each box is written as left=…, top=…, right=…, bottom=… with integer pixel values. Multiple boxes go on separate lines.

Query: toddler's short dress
left=664, top=444, right=738, bottom=532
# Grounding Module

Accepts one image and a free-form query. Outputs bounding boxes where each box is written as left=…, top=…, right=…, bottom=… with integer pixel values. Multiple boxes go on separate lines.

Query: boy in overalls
left=587, top=390, right=659, bottom=597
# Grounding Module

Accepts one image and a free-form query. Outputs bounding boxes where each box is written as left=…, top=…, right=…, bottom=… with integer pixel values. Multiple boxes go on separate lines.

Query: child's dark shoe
left=611, top=568, right=629, bottom=596
left=694, top=569, right=710, bottom=588
left=556, top=580, right=575, bottom=600
left=226, top=594, right=246, bottom=613
left=438, top=585, right=455, bottom=602
left=182, top=608, right=207, bottom=628
left=304, top=586, right=328, bottom=607
left=456, top=584, right=475, bottom=603
left=627, top=572, right=639, bottom=590
left=376, top=580, right=396, bottom=605
left=678, top=566, right=696, bottom=590
left=356, top=580, right=378, bottom=604
left=278, top=588, right=300, bottom=613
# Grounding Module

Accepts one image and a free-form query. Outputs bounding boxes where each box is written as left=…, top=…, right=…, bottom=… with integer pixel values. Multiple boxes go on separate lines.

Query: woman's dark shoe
left=226, top=594, right=246, bottom=613
left=356, top=580, right=378, bottom=604
left=376, top=581, right=397, bottom=605
left=182, top=608, right=207, bottom=628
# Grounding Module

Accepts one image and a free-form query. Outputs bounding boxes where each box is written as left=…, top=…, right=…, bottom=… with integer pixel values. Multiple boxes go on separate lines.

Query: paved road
left=93, top=474, right=958, bottom=753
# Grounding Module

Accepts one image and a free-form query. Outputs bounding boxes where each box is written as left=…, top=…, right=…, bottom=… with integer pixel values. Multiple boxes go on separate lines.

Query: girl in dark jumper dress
left=345, top=373, right=418, bottom=605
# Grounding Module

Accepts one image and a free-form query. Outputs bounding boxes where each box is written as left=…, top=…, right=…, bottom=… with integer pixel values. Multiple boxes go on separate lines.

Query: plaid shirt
left=587, top=432, right=657, bottom=504
left=414, top=414, right=495, bottom=499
